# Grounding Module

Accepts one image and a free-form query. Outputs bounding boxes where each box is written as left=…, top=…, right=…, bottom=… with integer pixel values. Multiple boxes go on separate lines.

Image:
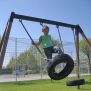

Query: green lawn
left=0, top=76, right=91, bottom=91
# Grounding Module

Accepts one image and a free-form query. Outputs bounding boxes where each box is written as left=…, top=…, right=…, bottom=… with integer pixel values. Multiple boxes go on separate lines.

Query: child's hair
left=42, top=25, right=49, bottom=32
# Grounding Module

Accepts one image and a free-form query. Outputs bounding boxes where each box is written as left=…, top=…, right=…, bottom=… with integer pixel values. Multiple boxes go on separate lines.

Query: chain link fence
left=0, top=37, right=90, bottom=82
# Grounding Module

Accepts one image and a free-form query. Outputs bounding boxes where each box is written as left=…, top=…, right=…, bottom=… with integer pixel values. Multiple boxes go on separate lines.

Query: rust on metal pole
left=0, top=18, right=13, bottom=69
left=75, top=28, right=80, bottom=89
left=0, top=19, right=10, bottom=52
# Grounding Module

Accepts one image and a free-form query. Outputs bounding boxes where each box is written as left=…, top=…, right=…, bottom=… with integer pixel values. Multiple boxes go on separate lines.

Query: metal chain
left=19, top=19, right=43, bottom=56
left=56, top=25, right=64, bottom=53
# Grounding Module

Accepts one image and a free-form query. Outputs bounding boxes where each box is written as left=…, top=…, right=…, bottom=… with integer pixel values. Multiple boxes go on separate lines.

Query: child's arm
left=32, top=36, right=42, bottom=46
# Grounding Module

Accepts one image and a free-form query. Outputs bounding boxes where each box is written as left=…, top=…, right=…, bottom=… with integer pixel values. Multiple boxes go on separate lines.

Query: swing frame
left=0, top=12, right=91, bottom=88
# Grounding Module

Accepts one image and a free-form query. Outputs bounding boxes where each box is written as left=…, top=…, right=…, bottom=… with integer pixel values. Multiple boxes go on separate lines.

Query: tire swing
left=47, top=54, right=74, bottom=80
left=19, top=21, right=74, bottom=80
left=47, top=26, right=74, bottom=80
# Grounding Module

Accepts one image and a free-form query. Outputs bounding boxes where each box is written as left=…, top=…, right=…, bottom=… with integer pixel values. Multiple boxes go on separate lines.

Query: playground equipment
left=66, top=79, right=85, bottom=86
left=0, top=12, right=91, bottom=88
left=47, top=54, right=74, bottom=80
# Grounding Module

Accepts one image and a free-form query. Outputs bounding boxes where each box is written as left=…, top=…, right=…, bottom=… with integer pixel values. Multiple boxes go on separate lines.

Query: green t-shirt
left=39, top=35, right=53, bottom=48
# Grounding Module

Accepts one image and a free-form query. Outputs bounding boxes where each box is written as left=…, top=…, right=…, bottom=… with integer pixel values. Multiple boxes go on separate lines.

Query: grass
left=0, top=76, right=91, bottom=91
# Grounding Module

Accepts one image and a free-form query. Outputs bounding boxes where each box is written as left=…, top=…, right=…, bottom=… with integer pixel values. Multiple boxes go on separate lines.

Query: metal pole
left=0, top=19, right=13, bottom=69
left=40, top=54, right=43, bottom=79
left=15, top=38, right=18, bottom=81
left=75, top=29, right=80, bottom=89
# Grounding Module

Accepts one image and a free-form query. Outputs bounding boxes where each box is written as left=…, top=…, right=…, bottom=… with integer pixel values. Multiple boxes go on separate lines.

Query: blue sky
left=0, top=0, right=91, bottom=42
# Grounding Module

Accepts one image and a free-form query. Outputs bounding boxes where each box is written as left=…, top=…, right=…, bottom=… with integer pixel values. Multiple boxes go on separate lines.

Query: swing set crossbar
left=10, top=12, right=76, bottom=28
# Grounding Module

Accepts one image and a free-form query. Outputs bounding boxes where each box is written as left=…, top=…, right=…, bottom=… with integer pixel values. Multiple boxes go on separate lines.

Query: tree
left=79, top=39, right=91, bottom=74
left=7, top=48, right=40, bottom=73
left=7, top=37, right=61, bottom=74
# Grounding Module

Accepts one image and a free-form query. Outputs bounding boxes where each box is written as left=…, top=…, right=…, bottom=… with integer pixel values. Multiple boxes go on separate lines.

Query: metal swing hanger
left=19, top=19, right=43, bottom=56
left=56, top=25, right=64, bottom=53
left=40, top=22, right=43, bottom=27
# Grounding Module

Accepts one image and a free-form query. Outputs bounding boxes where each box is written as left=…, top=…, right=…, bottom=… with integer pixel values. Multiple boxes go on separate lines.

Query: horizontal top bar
left=10, top=12, right=76, bottom=29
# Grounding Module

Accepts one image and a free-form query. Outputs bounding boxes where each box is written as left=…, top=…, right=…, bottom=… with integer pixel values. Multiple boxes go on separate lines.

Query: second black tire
left=66, top=79, right=85, bottom=86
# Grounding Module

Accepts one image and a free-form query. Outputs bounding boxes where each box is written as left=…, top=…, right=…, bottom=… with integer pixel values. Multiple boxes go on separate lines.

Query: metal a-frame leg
left=75, top=28, right=80, bottom=89
left=0, top=19, right=13, bottom=69
left=75, top=25, right=91, bottom=89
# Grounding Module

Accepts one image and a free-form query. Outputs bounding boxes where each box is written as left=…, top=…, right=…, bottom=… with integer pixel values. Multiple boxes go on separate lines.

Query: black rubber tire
left=47, top=54, right=74, bottom=80
left=66, top=79, right=85, bottom=86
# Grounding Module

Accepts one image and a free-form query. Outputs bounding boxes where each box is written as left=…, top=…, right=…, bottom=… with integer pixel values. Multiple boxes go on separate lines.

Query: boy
left=33, top=25, right=59, bottom=61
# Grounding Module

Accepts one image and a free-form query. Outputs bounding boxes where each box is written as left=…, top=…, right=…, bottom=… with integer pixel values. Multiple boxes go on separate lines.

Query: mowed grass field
left=0, top=76, right=91, bottom=91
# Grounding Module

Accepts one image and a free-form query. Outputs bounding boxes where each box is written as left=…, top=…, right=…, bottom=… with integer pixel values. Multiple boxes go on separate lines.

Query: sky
left=0, top=0, right=91, bottom=41
left=0, top=0, right=91, bottom=67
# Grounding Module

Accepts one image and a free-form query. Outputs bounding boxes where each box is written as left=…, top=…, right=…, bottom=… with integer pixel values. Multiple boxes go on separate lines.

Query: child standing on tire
left=32, top=25, right=57, bottom=61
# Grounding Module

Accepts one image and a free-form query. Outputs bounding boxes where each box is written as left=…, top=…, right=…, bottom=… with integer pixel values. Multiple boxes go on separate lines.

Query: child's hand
left=32, top=41, right=40, bottom=46
left=32, top=41, right=35, bottom=45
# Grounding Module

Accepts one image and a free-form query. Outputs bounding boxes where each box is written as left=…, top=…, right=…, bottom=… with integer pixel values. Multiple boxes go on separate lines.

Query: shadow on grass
left=81, top=88, right=91, bottom=90
left=80, top=81, right=91, bottom=90
left=15, top=82, right=32, bottom=85
left=85, top=81, right=91, bottom=85
left=14, top=79, right=53, bottom=86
